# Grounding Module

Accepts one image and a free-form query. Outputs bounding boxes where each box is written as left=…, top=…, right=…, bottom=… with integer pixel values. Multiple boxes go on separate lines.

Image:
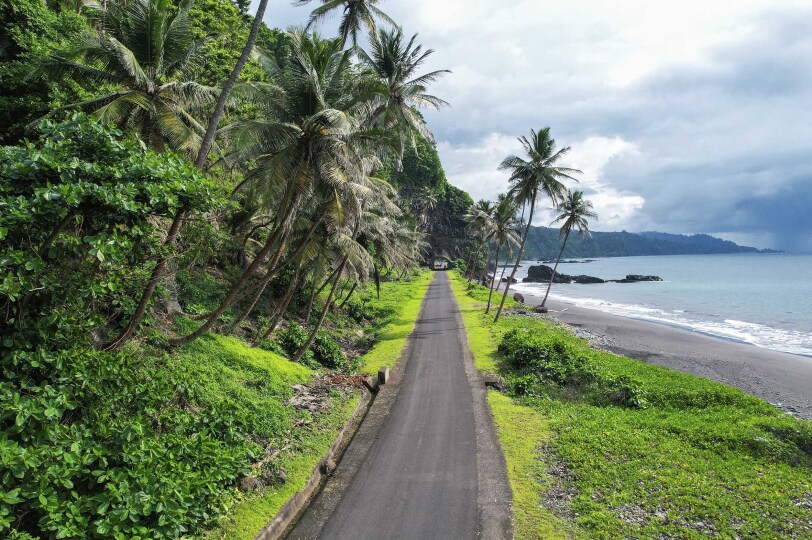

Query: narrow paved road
left=288, top=272, right=511, bottom=539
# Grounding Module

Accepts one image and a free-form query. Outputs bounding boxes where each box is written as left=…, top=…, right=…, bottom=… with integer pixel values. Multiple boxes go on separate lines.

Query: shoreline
left=494, top=280, right=812, bottom=418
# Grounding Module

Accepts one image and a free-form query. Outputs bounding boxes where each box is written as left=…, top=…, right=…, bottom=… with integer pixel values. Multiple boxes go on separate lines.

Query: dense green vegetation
left=1, top=0, right=446, bottom=536
left=450, top=273, right=812, bottom=539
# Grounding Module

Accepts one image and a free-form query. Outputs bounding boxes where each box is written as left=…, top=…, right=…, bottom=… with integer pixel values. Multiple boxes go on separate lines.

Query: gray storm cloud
left=256, top=1, right=812, bottom=251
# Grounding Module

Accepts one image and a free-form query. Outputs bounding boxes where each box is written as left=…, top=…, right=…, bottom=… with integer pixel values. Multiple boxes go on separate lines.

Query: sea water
left=509, top=253, right=812, bottom=357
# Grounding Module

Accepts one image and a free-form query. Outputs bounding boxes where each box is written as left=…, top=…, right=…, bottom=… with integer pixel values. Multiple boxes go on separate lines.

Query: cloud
left=257, top=1, right=812, bottom=250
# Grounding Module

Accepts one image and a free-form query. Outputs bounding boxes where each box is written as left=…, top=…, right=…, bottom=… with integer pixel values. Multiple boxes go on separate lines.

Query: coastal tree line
left=0, top=0, right=451, bottom=536
left=462, top=127, right=598, bottom=319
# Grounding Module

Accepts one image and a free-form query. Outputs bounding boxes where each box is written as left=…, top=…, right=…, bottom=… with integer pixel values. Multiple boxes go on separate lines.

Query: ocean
left=508, top=253, right=812, bottom=357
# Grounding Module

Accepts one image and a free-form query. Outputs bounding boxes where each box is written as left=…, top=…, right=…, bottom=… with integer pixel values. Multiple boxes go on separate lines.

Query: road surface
left=288, top=272, right=511, bottom=539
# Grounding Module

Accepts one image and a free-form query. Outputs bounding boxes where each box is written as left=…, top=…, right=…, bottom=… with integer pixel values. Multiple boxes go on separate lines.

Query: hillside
left=519, top=226, right=779, bottom=259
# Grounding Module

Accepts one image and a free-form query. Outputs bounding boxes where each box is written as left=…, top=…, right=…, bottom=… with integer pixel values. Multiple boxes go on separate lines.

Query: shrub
left=277, top=321, right=309, bottom=356
left=345, top=298, right=375, bottom=323
left=312, top=331, right=347, bottom=369
left=498, top=328, right=588, bottom=384
left=596, top=373, right=649, bottom=409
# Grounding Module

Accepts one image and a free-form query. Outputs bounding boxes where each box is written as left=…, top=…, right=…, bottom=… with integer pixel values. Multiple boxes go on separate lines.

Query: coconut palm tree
left=492, top=127, right=581, bottom=322
left=296, top=0, right=397, bottom=48
left=41, top=0, right=217, bottom=153
left=169, top=30, right=382, bottom=346
left=359, top=27, right=449, bottom=155
left=463, top=199, right=494, bottom=281
left=539, top=190, right=597, bottom=310
left=485, top=194, right=519, bottom=313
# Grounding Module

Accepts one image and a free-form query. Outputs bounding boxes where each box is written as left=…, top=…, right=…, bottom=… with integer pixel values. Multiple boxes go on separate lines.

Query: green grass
left=488, top=391, right=578, bottom=540
left=196, top=272, right=432, bottom=538
left=449, top=272, right=812, bottom=539
left=356, top=272, right=433, bottom=375
left=201, top=393, right=360, bottom=540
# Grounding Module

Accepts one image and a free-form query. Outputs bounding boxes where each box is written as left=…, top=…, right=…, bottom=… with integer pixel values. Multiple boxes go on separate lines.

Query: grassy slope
left=449, top=273, right=812, bottom=539
left=200, top=272, right=432, bottom=539
left=356, top=272, right=433, bottom=375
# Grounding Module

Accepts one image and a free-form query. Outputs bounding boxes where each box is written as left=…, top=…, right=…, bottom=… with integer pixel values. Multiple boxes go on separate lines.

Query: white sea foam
left=512, top=282, right=812, bottom=357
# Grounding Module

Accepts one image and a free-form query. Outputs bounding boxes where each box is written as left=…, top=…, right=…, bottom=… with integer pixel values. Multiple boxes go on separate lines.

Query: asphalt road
left=288, top=272, right=511, bottom=539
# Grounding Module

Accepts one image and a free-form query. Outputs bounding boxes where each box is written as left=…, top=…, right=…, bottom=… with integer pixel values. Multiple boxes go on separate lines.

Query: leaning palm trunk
left=293, top=257, right=347, bottom=363
left=227, top=215, right=325, bottom=332
left=169, top=217, right=293, bottom=346
left=478, top=249, right=492, bottom=285
left=540, top=229, right=570, bottom=309
left=494, top=196, right=536, bottom=323
left=104, top=0, right=272, bottom=351
left=256, top=264, right=305, bottom=343
left=485, top=243, right=502, bottom=313
left=466, top=245, right=483, bottom=282
left=306, top=264, right=341, bottom=325
left=338, top=281, right=358, bottom=310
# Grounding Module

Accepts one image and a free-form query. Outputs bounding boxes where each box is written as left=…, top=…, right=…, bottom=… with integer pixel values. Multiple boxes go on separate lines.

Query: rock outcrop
left=523, top=265, right=661, bottom=284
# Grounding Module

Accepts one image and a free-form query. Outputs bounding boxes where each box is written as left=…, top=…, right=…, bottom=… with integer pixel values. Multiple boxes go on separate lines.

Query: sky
left=256, top=0, right=812, bottom=251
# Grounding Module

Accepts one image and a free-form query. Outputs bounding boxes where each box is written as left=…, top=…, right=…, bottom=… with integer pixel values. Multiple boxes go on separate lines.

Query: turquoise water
left=510, top=253, right=812, bottom=357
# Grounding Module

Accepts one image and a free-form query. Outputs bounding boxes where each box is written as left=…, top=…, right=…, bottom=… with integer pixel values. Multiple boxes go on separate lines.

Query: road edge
left=448, top=274, right=515, bottom=538
left=281, top=273, right=436, bottom=539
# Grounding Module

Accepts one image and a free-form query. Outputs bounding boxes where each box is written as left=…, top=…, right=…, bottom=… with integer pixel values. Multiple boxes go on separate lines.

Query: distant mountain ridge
left=520, top=227, right=780, bottom=259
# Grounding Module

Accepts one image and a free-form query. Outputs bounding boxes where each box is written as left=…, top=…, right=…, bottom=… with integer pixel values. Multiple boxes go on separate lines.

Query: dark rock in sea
left=625, top=274, right=662, bottom=282
left=523, top=265, right=660, bottom=285
left=609, top=275, right=663, bottom=283
left=501, top=276, right=517, bottom=283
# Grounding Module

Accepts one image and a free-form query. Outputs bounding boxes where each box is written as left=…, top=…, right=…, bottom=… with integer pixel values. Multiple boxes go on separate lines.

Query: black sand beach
left=497, top=282, right=812, bottom=419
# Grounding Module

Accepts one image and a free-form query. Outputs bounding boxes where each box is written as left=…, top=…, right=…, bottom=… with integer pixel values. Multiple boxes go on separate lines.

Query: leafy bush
left=596, top=373, right=649, bottom=409
left=498, top=328, right=588, bottom=384
left=276, top=321, right=308, bottom=356
left=0, top=114, right=222, bottom=350
left=499, top=328, right=649, bottom=409
left=345, top=298, right=375, bottom=322
left=0, top=338, right=311, bottom=539
left=312, top=331, right=347, bottom=369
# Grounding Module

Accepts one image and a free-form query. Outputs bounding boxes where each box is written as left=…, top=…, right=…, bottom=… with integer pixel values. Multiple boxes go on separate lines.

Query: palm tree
left=485, top=194, right=519, bottom=313
left=169, top=30, right=382, bottom=346
left=101, top=0, right=275, bottom=350
left=296, top=0, right=397, bottom=48
left=463, top=199, right=493, bottom=281
left=359, top=27, right=449, bottom=155
left=493, top=127, right=581, bottom=322
left=42, top=0, right=217, bottom=153
left=539, top=190, right=597, bottom=311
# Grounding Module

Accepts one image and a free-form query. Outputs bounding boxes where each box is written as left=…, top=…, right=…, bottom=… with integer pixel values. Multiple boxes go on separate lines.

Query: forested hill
left=520, top=227, right=779, bottom=259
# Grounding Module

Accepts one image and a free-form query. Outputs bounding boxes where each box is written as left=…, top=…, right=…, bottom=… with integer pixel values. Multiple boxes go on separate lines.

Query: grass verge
left=356, top=272, right=433, bottom=375
left=450, top=272, right=812, bottom=539
left=200, top=272, right=432, bottom=538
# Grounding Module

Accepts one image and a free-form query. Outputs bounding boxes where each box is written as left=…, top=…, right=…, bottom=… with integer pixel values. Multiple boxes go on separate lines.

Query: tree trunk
left=41, top=207, right=79, bottom=258
left=373, top=264, right=381, bottom=300
left=485, top=243, right=501, bottom=313
left=193, top=0, right=269, bottom=169
left=227, top=214, right=324, bottom=332
left=306, top=264, right=340, bottom=325
left=103, top=0, right=271, bottom=350
left=293, top=257, right=347, bottom=363
left=103, top=207, right=186, bottom=351
left=494, top=194, right=536, bottom=323
left=169, top=221, right=291, bottom=347
left=257, top=264, right=304, bottom=343
left=478, top=248, right=492, bottom=285
left=540, top=229, right=570, bottom=309
left=466, top=245, right=482, bottom=282
left=338, top=281, right=358, bottom=310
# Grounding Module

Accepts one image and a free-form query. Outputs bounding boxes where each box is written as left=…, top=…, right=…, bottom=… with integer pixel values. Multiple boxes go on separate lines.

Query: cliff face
left=384, top=136, right=473, bottom=261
